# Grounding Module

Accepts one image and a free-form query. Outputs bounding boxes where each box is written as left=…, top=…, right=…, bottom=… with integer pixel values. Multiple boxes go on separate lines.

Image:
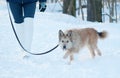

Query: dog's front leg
left=68, top=54, right=74, bottom=65
left=63, top=51, right=70, bottom=59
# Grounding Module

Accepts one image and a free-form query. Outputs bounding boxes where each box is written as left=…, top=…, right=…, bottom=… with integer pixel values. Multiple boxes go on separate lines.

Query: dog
left=59, top=28, right=107, bottom=64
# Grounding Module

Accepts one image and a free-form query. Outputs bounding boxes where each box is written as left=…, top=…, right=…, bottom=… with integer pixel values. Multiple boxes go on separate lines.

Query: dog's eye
left=66, top=40, right=69, bottom=43
left=62, top=40, right=64, bottom=43
left=66, top=34, right=68, bottom=36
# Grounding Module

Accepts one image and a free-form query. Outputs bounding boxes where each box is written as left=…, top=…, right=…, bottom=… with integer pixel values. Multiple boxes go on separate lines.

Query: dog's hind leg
left=92, top=41, right=102, bottom=56
left=87, top=45, right=95, bottom=58
left=94, top=45, right=102, bottom=56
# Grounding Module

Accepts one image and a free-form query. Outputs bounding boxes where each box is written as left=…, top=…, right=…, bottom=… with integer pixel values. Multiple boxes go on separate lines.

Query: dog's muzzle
left=63, top=45, right=66, bottom=50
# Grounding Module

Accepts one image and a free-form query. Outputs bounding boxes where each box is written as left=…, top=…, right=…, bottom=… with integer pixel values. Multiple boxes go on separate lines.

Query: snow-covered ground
left=0, top=1, right=120, bottom=78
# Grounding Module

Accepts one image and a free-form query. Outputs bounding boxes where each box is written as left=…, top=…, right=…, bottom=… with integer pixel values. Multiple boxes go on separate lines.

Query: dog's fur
left=59, top=28, right=107, bottom=64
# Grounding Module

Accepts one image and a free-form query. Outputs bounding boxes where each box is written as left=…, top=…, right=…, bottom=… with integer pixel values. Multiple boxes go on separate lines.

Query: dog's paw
left=63, top=55, right=67, bottom=59
left=98, top=52, right=102, bottom=56
left=68, top=61, right=71, bottom=65
left=91, top=55, right=95, bottom=59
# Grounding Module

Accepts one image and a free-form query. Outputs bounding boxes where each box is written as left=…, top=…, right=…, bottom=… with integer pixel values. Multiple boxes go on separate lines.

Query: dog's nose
left=63, top=45, right=66, bottom=49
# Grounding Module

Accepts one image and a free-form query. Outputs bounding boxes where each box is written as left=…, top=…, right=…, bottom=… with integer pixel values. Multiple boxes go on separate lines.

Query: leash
left=7, top=2, right=59, bottom=55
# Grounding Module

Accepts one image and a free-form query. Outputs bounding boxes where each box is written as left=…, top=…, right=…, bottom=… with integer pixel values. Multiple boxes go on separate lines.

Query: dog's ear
left=59, top=30, right=64, bottom=40
left=67, top=30, right=72, bottom=37
left=67, top=30, right=73, bottom=42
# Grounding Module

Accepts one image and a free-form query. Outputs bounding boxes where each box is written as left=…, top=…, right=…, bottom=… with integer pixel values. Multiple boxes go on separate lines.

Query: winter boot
left=23, top=18, right=34, bottom=58
left=14, top=23, right=27, bottom=58
left=15, top=18, right=34, bottom=58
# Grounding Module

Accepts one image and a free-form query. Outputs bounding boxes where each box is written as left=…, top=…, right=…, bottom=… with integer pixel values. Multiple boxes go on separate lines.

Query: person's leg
left=9, top=2, right=24, bottom=23
left=24, top=2, right=36, bottom=18
left=9, top=2, right=25, bottom=47
left=23, top=2, right=36, bottom=51
left=9, top=2, right=27, bottom=58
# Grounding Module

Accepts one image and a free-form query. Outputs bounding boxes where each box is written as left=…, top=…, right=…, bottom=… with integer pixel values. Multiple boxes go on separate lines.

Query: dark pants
left=9, top=2, right=36, bottom=23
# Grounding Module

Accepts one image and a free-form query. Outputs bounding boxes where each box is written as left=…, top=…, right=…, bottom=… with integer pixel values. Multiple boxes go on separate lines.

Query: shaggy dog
left=59, top=28, right=107, bottom=64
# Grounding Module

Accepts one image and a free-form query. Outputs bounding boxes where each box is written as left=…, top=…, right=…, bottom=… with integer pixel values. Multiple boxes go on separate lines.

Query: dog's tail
left=97, top=31, right=107, bottom=39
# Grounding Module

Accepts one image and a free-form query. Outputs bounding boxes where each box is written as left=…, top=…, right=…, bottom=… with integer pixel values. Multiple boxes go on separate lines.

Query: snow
left=0, top=1, right=120, bottom=78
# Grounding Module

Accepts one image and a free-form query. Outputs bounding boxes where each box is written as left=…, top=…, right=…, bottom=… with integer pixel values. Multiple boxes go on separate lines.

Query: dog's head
left=59, top=30, right=73, bottom=50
